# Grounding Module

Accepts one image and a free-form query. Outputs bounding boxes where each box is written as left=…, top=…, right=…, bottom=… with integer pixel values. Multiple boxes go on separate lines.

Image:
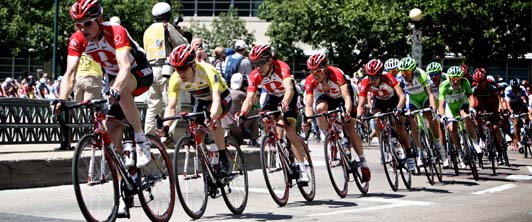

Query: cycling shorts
left=193, top=89, right=232, bottom=125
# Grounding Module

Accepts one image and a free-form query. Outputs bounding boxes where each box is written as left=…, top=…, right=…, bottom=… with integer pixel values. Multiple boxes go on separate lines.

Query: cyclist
left=472, top=68, right=505, bottom=163
left=426, top=61, right=449, bottom=165
left=158, top=44, right=232, bottom=175
left=356, top=59, right=415, bottom=171
left=438, top=66, right=481, bottom=168
left=504, top=77, right=529, bottom=150
left=397, top=57, right=445, bottom=166
left=238, top=44, right=309, bottom=184
left=302, top=53, right=371, bottom=182
left=57, top=0, right=153, bottom=168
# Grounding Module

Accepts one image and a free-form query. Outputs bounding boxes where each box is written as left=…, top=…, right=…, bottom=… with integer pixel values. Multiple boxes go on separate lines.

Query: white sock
left=298, top=162, right=306, bottom=172
left=135, top=132, right=146, bottom=143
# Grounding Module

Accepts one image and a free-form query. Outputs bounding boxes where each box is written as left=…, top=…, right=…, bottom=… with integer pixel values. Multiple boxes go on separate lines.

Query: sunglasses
left=449, top=76, right=462, bottom=81
left=252, top=60, right=268, bottom=68
left=75, top=18, right=96, bottom=29
left=175, top=65, right=192, bottom=71
left=368, top=75, right=380, bottom=80
left=310, top=68, right=326, bottom=75
left=429, top=72, right=440, bottom=77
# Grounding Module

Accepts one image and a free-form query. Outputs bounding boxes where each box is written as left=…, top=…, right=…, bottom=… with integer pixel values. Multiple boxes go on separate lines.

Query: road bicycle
left=477, top=112, right=502, bottom=175
left=511, top=113, right=532, bottom=158
left=362, top=112, right=412, bottom=191
left=244, top=109, right=315, bottom=206
left=307, top=107, right=369, bottom=197
left=158, top=111, right=248, bottom=219
left=405, top=107, right=443, bottom=185
left=60, top=99, right=175, bottom=222
left=443, top=114, right=480, bottom=181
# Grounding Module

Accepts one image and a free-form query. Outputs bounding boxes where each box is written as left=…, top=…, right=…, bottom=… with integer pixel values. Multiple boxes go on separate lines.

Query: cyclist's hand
left=301, top=119, right=312, bottom=132
left=50, top=99, right=66, bottom=116
left=440, top=116, right=448, bottom=124
left=342, top=111, right=352, bottom=122
left=108, top=88, right=121, bottom=104
left=280, top=101, right=289, bottom=112
left=469, top=108, right=476, bottom=115
left=393, top=107, right=403, bottom=117
left=156, top=125, right=169, bottom=138
left=205, top=118, right=217, bottom=130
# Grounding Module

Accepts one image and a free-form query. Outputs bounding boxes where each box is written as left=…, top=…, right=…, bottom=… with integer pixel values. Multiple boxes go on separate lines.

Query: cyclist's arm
left=438, top=95, right=445, bottom=117
left=394, top=85, right=406, bottom=110
left=163, top=96, right=179, bottom=129
left=357, top=96, right=367, bottom=117
left=281, top=77, right=295, bottom=106
left=240, top=90, right=257, bottom=115
left=59, top=55, right=81, bottom=100
left=425, top=85, right=437, bottom=110
left=468, top=94, right=476, bottom=111
left=340, top=84, right=353, bottom=114
left=210, top=88, right=222, bottom=120
left=304, top=92, right=315, bottom=118
left=111, top=47, right=133, bottom=93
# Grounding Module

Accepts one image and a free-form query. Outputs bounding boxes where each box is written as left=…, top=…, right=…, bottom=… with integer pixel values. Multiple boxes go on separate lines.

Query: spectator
left=212, top=46, right=227, bottom=75
left=17, top=79, right=27, bottom=98
left=143, top=1, right=188, bottom=135
left=73, top=53, right=103, bottom=101
left=46, top=79, right=56, bottom=99
left=52, top=77, right=62, bottom=99
left=2, top=77, right=18, bottom=97
left=109, top=16, right=121, bottom=24
left=229, top=40, right=252, bottom=77
left=25, top=75, right=36, bottom=99
left=191, top=37, right=209, bottom=63
left=36, top=78, right=50, bottom=99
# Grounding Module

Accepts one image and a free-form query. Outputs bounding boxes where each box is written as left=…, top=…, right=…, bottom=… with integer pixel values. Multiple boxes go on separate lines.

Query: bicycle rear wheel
left=174, top=136, right=208, bottom=219
left=420, top=132, right=435, bottom=185
left=298, top=139, right=316, bottom=202
left=352, top=158, right=369, bottom=194
left=73, top=135, right=119, bottom=222
left=221, top=136, right=249, bottom=214
left=323, top=133, right=348, bottom=198
left=380, top=135, right=399, bottom=191
left=260, top=135, right=289, bottom=206
left=463, top=134, right=480, bottom=181
left=137, top=135, right=175, bottom=222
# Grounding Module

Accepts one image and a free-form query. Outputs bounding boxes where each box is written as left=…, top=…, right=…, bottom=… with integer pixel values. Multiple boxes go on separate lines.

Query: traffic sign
left=413, top=30, right=422, bottom=44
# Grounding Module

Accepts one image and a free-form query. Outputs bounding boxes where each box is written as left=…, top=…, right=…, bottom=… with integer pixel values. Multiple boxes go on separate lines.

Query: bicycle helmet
left=472, top=68, right=487, bottom=82
left=249, top=44, right=272, bottom=62
left=169, top=44, right=196, bottom=68
left=446, top=66, right=463, bottom=77
left=70, top=0, right=102, bottom=21
left=306, top=53, right=328, bottom=70
left=486, top=75, right=495, bottom=83
left=152, top=2, right=172, bottom=22
left=365, top=59, right=384, bottom=76
left=426, top=62, right=443, bottom=73
left=384, top=58, right=400, bottom=71
left=509, top=78, right=521, bottom=89
left=398, top=57, right=417, bottom=71
left=460, top=64, right=469, bottom=75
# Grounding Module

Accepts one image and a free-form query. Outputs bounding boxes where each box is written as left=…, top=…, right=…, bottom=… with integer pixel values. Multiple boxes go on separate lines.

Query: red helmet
left=306, top=53, right=328, bottom=70
left=460, top=64, right=468, bottom=75
left=169, top=44, right=196, bottom=68
left=249, top=44, right=272, bottom=61
left=70, top=0, right=102, bottom=21
left=473, top=68, right=487, bottom=82
left=365, top=59, right=384, bottom=76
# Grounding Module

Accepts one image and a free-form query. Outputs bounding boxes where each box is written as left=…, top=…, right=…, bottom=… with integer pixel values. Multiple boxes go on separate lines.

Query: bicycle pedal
left=297, top=181, right=309, bottom=187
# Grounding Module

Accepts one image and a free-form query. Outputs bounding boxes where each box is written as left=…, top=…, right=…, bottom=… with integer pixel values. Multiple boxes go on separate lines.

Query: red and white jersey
left=304, top=66, right=346, bottom=99
left=247, top=60, right=292, bottom=97
left=358, top=73, right=398, bottom=100
left=67, top=22, right=146, bottom=76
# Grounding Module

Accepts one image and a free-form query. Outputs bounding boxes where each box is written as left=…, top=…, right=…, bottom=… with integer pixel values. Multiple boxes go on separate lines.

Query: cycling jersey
left=304, top=66, right=349, bottom=99
left=247, top=60, right=292, bottom=97
left=503, top=86, right=528, bottom=103
left=68, top=22, right=150, bottom=76
left=439, top=78, right=473, bottom=117
left=400, top=68, right=430, bottom=110
left=168, top=61, right=228, bottom=101
left=358, top=73, right=398, bottom=100
left=473, top=83, right=499, bottom=111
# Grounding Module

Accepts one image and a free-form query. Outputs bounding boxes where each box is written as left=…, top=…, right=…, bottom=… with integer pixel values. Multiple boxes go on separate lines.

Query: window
left=179, top=0, right=263, bottom=17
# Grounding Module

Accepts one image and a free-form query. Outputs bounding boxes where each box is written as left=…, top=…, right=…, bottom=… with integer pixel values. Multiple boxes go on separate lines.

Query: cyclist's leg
left=314, top=96, right=330, bottom=133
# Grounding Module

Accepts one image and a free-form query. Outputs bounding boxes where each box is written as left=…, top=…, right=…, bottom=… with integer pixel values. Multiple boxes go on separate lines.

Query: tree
left=258, top=0, right=531, bottom=74
left=187, top=9, right=256, bottom=53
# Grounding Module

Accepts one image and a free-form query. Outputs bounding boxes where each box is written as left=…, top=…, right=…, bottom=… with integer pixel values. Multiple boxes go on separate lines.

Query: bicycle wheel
left=260, top=135, right=289, bottom=206
left=174, top=136, right=208, bottom=219
left=221, top=136, right=249, bottom=214
left=137, top=135, right=175, bottom=222
left=380, top=135, right=399, bottom=191
left=298, top=139, right=316, bottom=202
left=419, top=132, right=435, bottom=185
left=323, top=133, right=348, bottom=198
left=399, top=161, right=412, bottom=190
left=73, top=135, right=119, bottom=222
left=447, top=133, right=460, bottom=176
left=352, top=157, right=369, bottom=194
left=463, top=134, right=480, bottom=181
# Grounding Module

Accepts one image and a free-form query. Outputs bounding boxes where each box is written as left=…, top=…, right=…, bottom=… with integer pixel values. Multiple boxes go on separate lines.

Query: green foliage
left=188, top=9, right=255, bottom=54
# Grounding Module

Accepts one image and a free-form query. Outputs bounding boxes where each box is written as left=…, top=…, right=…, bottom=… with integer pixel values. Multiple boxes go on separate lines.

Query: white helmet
left=152, top=2, right=171, bottom=21
left=384, top=58, right=400, bottom=71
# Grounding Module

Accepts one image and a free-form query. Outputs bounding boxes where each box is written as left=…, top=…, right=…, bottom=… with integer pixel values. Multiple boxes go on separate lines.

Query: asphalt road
left=1, top=140, right=531, bottom=222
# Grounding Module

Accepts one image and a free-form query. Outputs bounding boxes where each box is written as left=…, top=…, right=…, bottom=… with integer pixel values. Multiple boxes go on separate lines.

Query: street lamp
left=28, top=48, right=36, bottom=73
left=409, top=8, right=424, bottom=67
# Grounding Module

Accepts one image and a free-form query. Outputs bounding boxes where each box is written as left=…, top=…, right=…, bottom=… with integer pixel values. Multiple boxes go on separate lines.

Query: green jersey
left=438, top=78, right=473, bottom=116
left=400, top=68, right=430, bottom=109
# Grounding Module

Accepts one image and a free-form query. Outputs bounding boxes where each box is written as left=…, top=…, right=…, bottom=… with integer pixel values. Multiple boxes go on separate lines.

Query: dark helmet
left=70, top=0, right=102, bottom=21
left=169, top=44, right=196, bottom=68
left=509, top=78, right=521, bottom=89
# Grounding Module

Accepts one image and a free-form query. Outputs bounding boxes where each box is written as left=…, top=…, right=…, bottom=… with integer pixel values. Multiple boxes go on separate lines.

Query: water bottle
left=208, top=144, right=219, bottom=166
left=341, top=137, right=351, bottom=155
left=123, top=140, right=135, bottom=167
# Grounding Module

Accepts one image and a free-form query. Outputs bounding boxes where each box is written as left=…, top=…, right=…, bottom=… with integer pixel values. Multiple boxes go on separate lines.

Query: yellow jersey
left=168, top=61, right=228, bottom=101
left=77, top=53, right=103, bottom=77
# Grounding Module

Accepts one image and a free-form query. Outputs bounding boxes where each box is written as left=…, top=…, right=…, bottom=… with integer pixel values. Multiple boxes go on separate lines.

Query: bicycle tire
left=399, top=161, right=412, bottom=190
left=298, top=138, right=316, bottom=202
left=352, top=158, right=370, bottom=194
left=137, top=134, right=175, bottom=222
left=221, top=136, right=249, bottom=214
left=260, top=135, right=289, bottom=206
left=380, top=134, right=399, bottom=191
left=447, top=133, right=460, bottom=176
left=420, top=132, right=435, bottom=185
left=72, top=135, right=119, bottom=222
left=463, top=134, right=480, bottom=181
left=174, top=136, right=208, bottom=219
left=323, top=133, right=348, bottom=198
left=524, top=130, right=531, bottom=158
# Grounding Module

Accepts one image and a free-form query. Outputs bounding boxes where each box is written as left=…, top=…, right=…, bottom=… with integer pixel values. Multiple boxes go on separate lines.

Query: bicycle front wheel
left=420, top=132, right=435, bottom=185
left=221, top=136, right=249, bottom=214
left=72, top=135, right=119, bottom=222
left=380, top=135, right=399, bottom=191
left=260, top=135, right=289, bottom=206
left=323, top=133, right=348, bottom=198
left=138, top=134, right=175, bottom=222
left=174, top=136, right=208, bottom=219
left=463, top=134, right=480, bottom=181
left=298, top=139, right=316, bottom=202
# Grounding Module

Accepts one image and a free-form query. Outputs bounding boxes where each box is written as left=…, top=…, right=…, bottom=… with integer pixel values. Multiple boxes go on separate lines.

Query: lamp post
left=409, top=8, right=424, bottom=67
left=28, top=48, right=36, bottom=73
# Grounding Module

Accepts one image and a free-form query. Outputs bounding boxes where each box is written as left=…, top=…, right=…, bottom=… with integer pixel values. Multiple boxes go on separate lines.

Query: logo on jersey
left=114, top=35, right=123, bottom=46
left=69, top=39, right=80, bottom=50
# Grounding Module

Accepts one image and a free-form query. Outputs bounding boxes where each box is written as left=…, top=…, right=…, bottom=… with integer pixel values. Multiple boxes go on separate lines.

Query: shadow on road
left=202, top=212, right=293, bottom=221
left=283, top=199, right=358, bottom=209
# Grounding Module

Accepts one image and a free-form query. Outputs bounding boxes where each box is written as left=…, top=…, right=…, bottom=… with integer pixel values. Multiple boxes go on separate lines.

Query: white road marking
left=527, top=166, right=532, bottom=174
left=313, top=160, right=326, bottom=167
left=471, top=184, right=516, bottom=195
left=308, top=197, right=433, bottom=217
left=506, top=175, right=532, bottom=182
